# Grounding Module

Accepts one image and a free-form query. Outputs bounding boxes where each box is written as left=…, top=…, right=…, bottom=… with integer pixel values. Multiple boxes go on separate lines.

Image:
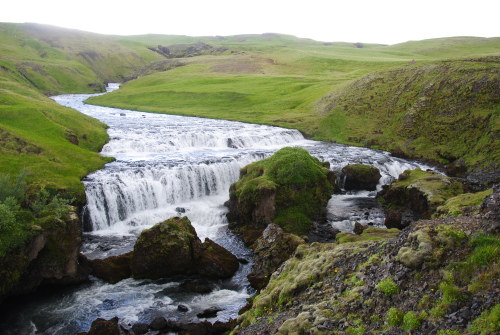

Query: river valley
left=0, top=84, right=431, bottom=334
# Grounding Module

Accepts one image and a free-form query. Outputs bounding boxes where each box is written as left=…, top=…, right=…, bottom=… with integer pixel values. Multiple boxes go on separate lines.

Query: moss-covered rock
left=226, top=147, right=335, bottom=238
left=341, top=164, right=381, bottom=191
left=0, top=207, right=90, bottom=302
left=131, top=216, right=201, bottom=279
left=130, top=216, right=238, bottom=280
left=378, top=168, right=464, bottom=228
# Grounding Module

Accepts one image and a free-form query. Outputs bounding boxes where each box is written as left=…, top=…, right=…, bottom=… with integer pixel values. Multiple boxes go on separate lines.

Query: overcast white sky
left=2, top=0, right=499, bottom=44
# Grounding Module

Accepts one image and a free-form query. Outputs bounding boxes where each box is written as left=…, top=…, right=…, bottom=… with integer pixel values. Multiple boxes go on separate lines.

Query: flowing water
left=0, top=84, right=432, bottom=334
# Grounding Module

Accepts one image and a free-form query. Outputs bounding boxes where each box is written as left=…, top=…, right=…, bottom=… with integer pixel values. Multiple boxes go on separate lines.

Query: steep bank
left=233, top=187, right=499, bottom=334
left=316, top=57, right=499, bottom=184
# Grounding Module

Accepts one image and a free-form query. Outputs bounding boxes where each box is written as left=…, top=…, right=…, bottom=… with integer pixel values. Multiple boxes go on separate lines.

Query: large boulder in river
left=226, top=147, right=335, bottom=240
left=131, top=216, right=201, bottom=279
left=197, top=238, right=239, bottom=278
left=341, top=164, right=381, bottom=191
left=130, top=216, right=238, bottom=280
left=247, top=224, right=305, bottom=290
left=378, top=169, right=464, bottom=229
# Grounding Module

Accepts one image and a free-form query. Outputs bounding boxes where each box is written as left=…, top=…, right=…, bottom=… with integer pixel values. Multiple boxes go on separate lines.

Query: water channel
left=0, top=84, right=430, bottom=334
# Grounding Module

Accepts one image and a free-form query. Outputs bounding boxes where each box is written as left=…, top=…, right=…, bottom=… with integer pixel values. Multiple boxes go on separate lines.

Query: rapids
left=0, top=84, right=431, bottom=334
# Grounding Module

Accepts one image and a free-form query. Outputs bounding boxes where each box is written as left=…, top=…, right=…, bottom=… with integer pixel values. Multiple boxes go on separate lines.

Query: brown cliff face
left=0, top=207, right=90, bottom=303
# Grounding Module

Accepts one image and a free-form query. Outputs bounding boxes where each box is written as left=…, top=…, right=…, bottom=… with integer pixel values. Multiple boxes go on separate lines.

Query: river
left=0, top=84, right=430, bottom=334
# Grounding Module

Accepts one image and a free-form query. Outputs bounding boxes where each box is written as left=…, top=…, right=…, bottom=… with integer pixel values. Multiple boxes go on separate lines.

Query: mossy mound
left=378, top=169, right=465, bottom=228
left=341, top=164, right=381, bottom=191
left=226, top=147, right=335, bottom=237
left=435, top=188, right=493, bottom=218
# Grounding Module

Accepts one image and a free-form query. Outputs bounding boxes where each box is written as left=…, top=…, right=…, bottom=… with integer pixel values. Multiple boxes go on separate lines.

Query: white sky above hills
left=1, top=0, right=499, bottom=44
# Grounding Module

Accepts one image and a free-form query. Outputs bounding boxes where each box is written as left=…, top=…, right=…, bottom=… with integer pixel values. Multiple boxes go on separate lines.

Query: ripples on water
left=0, top=84, right=432, bottom=334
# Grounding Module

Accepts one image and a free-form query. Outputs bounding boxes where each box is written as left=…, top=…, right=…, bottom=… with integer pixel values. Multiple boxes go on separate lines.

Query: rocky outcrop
left=88, top=252, right=132, bottom=284
left=130, top=216, right=238, bottom=280
left=341, top=164, right=381, bottom=191
left=226, top=147, right=335, bottom=239
left=148, top=42, right=228, bottom=59
left=378, top=168, right=464, bottom=229
left=234, top=215, right=499, bottom=335
left=0, top=207, right=90, bottom=303
left=247, top=224, right=305, bottom=290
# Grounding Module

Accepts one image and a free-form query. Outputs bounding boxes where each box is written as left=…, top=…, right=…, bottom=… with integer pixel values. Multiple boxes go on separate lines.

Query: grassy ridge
left=0, top=75, right=112, bottom=202
left=315, top=58, right=500, bottom=172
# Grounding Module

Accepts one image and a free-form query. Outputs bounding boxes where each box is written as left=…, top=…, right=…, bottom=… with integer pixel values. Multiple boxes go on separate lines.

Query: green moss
left=232, top=147, right=333, bottom=235
left=376, top=277, right=400, bottom=296
left=469, top=304, right=500, bottom=335
left=468, top=235, right=500, bottom=266
left=336, top=227, right=400, bottom=244
left=386, top=307, right=404, bottom=327
left=436, top=189, right=493, bottom=218
left=402, top=311, right=421, bottom=331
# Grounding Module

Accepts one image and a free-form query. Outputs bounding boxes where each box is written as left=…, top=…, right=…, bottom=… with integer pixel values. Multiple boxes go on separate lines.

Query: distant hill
left=1, top=22, right=499, bottom=193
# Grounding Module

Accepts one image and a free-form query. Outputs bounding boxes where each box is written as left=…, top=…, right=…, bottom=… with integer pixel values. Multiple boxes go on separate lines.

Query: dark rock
left=341, top=164, right=381, bottom=191
left=196, top=238, right=239, bottom=278
left=353, top=222, right=367, bottom=235
left=88, top=252, right=132, bottom=284
left=131, top=322, right=149, bottom=335
left=197, top=306, right=223, bottom=318
left=238, top=258, right=249, bottom=264
left=180, top=278, right=214, bottom=294
left=178, top=304, right=189, bottom=312
left=86, top=317, right=120, bottom=335
left=175, top=207, right=186, bottom=213
left=130, top=216, right=238, bottom=280
left=150, top=316, right=168, bottom=330
left=131, top=217, right=202, bottom=279
left=308, top=221, right=340, bottom=243
left=247, top=224, right=304, bottom=290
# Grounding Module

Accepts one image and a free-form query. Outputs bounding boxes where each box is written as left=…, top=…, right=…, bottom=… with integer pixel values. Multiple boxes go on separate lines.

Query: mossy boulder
left=378, top=169, right=464, bottom=229
left=131, top=217, right=201, bottom=279
left=341, top=164, right=381, bottom=191
left=130, top=216, right=238, bottom=280
left=226, top=147, right=335, bottom=238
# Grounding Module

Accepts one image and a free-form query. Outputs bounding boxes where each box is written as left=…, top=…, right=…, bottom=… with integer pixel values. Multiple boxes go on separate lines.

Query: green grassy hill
left=87, top=35, right=499, bottom=182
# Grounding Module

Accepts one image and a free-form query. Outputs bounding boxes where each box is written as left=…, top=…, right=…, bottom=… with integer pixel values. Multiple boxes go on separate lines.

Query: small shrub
left=402, top=311, right=421, bottom=331
left=386, top=307, right=404, bottom=326
left=468, top=235, right=500, bottom=266
left=376, top=277, right=400, bottom=296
